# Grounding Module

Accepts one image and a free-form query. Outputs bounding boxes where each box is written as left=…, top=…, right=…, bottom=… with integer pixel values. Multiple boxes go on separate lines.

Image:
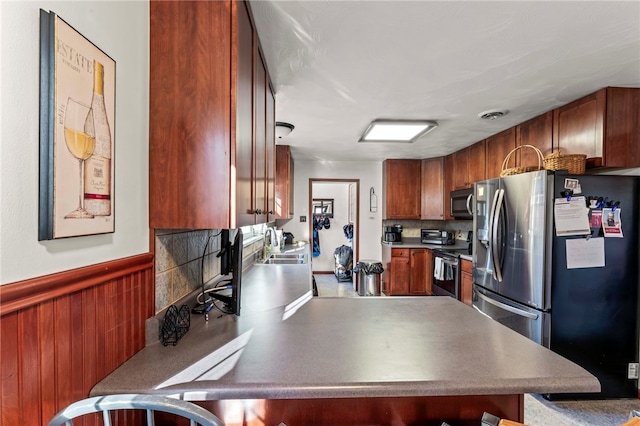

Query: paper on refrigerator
left=554, top=196, right=591, bottom=236
left=566, top=237, right=605, bottom=269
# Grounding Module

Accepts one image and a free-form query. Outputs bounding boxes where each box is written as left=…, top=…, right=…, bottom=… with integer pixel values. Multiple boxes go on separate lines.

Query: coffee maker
left=383, top=225, right=403, bottom=243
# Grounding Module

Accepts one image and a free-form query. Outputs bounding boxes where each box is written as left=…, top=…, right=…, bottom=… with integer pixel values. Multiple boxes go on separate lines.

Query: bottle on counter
left=84, top=60, right=112, bottom=216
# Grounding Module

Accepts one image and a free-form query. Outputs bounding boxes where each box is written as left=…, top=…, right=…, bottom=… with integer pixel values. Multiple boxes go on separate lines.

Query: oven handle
left=474, top=288, right=538, bottom=320
left=437, top=258, right=458, bottom=266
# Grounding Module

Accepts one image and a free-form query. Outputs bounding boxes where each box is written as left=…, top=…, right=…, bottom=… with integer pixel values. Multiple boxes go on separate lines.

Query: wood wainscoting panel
left=0, top=253, right=153, bottom=426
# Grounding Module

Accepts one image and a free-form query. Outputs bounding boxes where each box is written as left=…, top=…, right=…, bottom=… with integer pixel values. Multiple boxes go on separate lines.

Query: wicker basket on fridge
left=500, top=144, right=544, bottom=177
left=543, top=151, right=586, bottom=175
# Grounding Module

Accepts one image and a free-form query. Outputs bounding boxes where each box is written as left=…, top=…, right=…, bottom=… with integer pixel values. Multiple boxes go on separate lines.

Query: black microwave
left=450, top=188, right=473, bottom=220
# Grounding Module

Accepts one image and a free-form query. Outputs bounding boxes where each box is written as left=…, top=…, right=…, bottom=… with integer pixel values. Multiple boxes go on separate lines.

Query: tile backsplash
left=382, top=220, right=473, bottom=238
left=154, top=229, right=222, bottom=314
left=153, top=225, right=267, bottom=314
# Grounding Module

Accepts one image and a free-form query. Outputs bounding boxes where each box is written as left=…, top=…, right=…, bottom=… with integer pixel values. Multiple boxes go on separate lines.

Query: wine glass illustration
left=63, top=98, right=96, bottom=219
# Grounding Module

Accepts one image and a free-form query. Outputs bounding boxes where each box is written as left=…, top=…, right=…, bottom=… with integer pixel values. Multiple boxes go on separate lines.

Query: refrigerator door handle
left=489, top=188, right=505, bottom=282
left=488, top=189, right=499, bottom=279
left=474, top=288, right=538, bottom=320
left=492, top=188, right=505, bottom=282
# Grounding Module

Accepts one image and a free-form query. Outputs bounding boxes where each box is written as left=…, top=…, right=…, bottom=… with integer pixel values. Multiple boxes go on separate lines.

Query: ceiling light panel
left=359, top=120, right=438, bottom=143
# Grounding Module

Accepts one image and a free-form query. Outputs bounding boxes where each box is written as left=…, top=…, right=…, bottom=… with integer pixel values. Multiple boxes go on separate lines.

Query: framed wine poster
left=39, top=10, right=116, bottom=240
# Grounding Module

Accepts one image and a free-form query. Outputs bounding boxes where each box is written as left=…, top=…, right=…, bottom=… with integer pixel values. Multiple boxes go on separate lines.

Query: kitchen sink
left=262, top=253, right=308, bottom=264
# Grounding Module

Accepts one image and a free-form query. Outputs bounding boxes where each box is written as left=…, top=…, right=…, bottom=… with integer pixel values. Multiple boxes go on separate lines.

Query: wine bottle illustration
left=84, top=60, right=112, bottom=216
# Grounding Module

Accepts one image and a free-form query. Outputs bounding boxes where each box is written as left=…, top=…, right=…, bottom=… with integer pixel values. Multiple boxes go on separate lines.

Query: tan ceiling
left=250, top=1, right=640, bottom=162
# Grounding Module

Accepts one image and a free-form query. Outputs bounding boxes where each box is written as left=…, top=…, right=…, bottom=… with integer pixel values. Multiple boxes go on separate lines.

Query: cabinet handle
left=268, top=210, right=274, bottom=215
left=255, top=209, right=263, bottom=215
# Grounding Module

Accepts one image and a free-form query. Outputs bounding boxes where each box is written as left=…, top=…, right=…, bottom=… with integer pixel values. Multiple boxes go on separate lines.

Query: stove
left=434, top=244, right=472, bottom=257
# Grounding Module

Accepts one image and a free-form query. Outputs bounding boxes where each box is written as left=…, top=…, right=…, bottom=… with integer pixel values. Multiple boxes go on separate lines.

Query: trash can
left=354, top=259, right=384, bottom=296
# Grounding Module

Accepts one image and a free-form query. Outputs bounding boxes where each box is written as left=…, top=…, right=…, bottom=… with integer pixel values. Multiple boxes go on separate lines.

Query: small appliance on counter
left=383, top=225, right=403, bottom=243
left=421, top=229, right=455, bottom=245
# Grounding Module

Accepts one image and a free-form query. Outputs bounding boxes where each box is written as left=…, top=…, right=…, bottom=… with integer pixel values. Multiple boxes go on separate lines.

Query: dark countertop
left=91, top=245, right=599, bottom=401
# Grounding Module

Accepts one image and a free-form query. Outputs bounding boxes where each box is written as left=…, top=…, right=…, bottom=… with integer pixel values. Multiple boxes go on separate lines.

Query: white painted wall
left=277, top=160, right=383, bottom=265
left=312, top=182, right=351, bottom=272
left=0, top=1, right=149, bottom=284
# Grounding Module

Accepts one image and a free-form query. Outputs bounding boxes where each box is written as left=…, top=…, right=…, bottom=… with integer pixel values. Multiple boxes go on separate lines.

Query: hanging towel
left=433, top=257, right=445, bottom=280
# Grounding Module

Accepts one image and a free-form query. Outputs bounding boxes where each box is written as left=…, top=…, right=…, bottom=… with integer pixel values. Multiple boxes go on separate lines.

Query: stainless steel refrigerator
left=472, top=170, right=639, bottom=399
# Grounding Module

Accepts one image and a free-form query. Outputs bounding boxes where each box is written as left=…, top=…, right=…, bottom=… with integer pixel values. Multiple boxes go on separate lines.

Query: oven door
left=432, top=252, right=459, bottom=299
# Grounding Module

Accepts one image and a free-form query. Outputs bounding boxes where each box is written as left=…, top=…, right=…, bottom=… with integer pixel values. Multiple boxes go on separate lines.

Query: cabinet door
left=235, top=0, right=255, bottom=227
left=603, top=88, right=640, bottom=167
left=253, top=47, right=267, bottom=224
left=421, top=157, right=444, bottom=220
left=460, top=259, right=473, bottom=306
left=516, top=111, right=553, bottom=170
left=383, top=160, right=421, bottom=220
left=266, top=82, right=276, bottom=221
left=410, top=249, right=430, bottom=295
left=424, top=248, right=433, bottom=295
left=554, top=87, right=639, bottom=168
left=389, top=250, right=410, bottom=296
left=467, top=140, right=486, bottom=185
left=149, top=1, right=232, bottom=229
left=275, top=145, right=293, bottom=219
left=554, top=89, right=604, bottom=160
left=485, top=128, right=516, bottom=179
left=453, top=148, right=470, bottom=189
left=443, top=154, right=456, bottom=220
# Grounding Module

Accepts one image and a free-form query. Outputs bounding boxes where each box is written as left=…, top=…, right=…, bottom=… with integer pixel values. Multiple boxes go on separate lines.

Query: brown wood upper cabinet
left=421, top=157, right=444, bottom=220
left=444, top=154, right=456, bottom=220
left=266, top=83, right=276, bottom=222
left=275, top=145, right=294, bottom=219
left=452, top=141, right=485, bottom=190
left=149, top=1, right=274, bottom=229
left=382, top=159, right=422, bottom=220
left=485, top=127, right=516, bottom=179
left=515, top=111, right=553, bottom=169
left=553, top=87, right=640, bottom=168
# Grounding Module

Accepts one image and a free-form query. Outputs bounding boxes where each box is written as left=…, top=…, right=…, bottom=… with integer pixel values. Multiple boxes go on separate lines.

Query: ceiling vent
left=477, top=110, right=509, bottom=120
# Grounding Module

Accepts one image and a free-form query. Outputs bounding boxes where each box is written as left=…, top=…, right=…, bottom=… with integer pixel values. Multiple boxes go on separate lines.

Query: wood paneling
left=0, top=253, right=153, bottom=426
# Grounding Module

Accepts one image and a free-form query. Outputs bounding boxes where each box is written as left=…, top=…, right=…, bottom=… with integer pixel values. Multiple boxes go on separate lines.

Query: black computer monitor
left=219, top=229, right=231, bottom=275
left=210, top=229, right=242, bottom=316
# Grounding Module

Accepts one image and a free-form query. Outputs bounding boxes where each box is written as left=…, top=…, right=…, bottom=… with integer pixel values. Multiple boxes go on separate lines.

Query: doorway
left=309, top=179, right=359, bottom=291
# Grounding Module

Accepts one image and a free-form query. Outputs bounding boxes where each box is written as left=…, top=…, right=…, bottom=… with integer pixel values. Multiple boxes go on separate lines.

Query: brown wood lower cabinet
left=197, top=394, right=524, bottom=426
left=461, top=258, right=473, bottom=306
left=383, top=248, right=432, bottom=296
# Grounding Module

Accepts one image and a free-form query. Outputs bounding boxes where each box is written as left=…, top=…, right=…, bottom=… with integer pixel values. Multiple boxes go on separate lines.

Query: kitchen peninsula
left=92, top=245, right=598, bottom=425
